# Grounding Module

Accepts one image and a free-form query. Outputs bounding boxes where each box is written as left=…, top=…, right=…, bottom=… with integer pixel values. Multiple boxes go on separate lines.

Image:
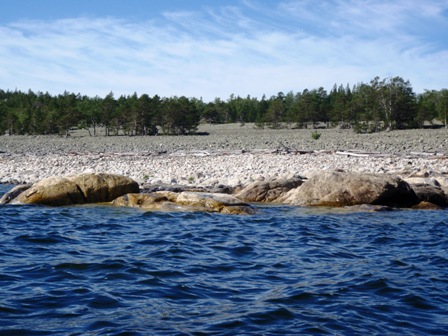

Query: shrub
left=311, top=131, right=321, bottom=140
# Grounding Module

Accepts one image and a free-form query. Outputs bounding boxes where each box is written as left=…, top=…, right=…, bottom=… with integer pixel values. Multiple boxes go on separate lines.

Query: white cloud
left=0, top=0, right=446, bottom=100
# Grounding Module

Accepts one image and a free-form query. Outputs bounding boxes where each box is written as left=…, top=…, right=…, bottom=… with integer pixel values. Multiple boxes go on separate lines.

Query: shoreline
left=1, top=125, right=447, bottom=186
left=1, top=150, right=447, bottom=187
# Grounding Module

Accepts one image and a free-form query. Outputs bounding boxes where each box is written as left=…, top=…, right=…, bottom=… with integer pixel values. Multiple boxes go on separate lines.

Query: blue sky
left=1, top=0, right=447, bottom=101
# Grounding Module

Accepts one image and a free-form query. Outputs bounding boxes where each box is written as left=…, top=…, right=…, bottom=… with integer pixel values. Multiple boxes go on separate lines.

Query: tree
left=328, top=84, right=351, bottom=126
left=0, top=75, right=444, bottom=135
left=283, top=91, right=296, bottom=124
left=254, top=94, right=269, bottom=128
left=0, top=93, right=6, bottom=134
left=78, top=95, right=102, bottom=136
left=137, top=93, right=158, bottom=135
left=160, top=96, right=199, bottom=135
left=264, top=93, right=285, bottom=128
left=265, top=99, right=284, bottom=129
left=101, top=92, right=117, bottom=136
left=56, top=91, right=81, bottom=137
left=371, top=76, right=417, bottom=130
left=436, top=89, right=448, bottom=127
left=416, top=90, right=438, bottom=128
left=227, top=94, right=247, bottom=124
left=315, top=87, right=329, bottom=124
left=294, top=89, right=324, bottom=128
left=114, top=95, right=131, bottom=135
left=349, top=83, right=375, bottom=132
left=203, top=101, right=223, bottom=124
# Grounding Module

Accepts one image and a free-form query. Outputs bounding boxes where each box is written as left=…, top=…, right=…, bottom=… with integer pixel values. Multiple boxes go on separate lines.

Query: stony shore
left=1, top=124, right=447, bottom=187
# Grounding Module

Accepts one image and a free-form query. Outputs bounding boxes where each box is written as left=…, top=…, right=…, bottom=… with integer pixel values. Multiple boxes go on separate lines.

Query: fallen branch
left=335, top=151, right=370, bottom=157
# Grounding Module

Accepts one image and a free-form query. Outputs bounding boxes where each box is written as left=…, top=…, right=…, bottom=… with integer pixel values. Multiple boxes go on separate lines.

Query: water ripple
left=1, top=184, right=448, bottom=334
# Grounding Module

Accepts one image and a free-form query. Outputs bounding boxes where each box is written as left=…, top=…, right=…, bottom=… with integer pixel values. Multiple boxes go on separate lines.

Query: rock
left=227, top=178, right=242, bottom=187
left=112, top=191, right=256, bottom=215
left=435, top=176, right=448, bottom=188
left=280, top=171, right=419, bottom=208
left=140, top=183, right=208, bottom=193
left=140, top=182, right=235, bottom=194
left=110, top=192, right=176, bottom=211
left=235, top=176, right=305, bottom=203
left=176, top=192, right=255, bottom=214
left=412, top=201, right=443, bottom=210
left=409, top=184, right=448, bottom=208
left=11, top=176, right=84, bottom=205
left=403, top=177, right=440, bottom=187
left=11, top=173, right=139, bottom=206
left=432, top=175, right=448, bottom=195
left=344, top=204, right=393, bottom=212
left=0, top=184, right=32, bottom=204
left=403, top=176, right=448, bottom=208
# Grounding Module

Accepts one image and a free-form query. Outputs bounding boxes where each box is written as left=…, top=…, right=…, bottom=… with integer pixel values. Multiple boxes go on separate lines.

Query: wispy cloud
left=0, top=0, right=446, bottom=100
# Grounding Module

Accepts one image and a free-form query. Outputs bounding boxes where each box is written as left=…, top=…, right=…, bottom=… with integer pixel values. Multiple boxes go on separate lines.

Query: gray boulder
left=280, top=171, right=419, bottom=207
left=0, top=184, right=32, bottom=205
left=9, top=173, right=139, bottom=206
left=408, top=184, right=448, bottom=208
left=235, top=176, right=305, bottom=203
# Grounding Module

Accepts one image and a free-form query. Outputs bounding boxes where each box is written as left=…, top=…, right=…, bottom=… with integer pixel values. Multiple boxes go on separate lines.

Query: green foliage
left=311, top=131, right=321, bottom=140
left=0, top=76, right=445, bottom=136
left=264, top=97, right=285, bottom=129
left=160, top=96, right=200, bottom=135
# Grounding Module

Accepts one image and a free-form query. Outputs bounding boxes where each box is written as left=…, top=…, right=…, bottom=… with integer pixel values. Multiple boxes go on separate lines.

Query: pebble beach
left=1, top=124, right=447, bottom=187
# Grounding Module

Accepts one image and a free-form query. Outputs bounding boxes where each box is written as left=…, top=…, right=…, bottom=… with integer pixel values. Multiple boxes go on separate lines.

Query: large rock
left=407, top=182, right=448, bottom=208
left=112, top=191, right=256, bottom=215
left=235, top=176, right=305, bottom=203
left=403, top=172, right=448, bottom=195
left=0, top=184, right=32, bottom=205
left=110, top=192, right=178, bottom=211
left=280, top=171, right=420, bottom=207
left=10, top=173, right=139, bottom=206
left=412, top=201, right=443, bottom=210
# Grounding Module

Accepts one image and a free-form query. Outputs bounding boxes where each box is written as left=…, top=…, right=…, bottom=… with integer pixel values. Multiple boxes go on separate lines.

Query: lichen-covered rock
left=235, top=177, right=305, bottom=203
left=280, top=171, right=419, bottom=207
left=11, top=173, right=139, bottom=206
left=112, top=191, right=256, bottom=215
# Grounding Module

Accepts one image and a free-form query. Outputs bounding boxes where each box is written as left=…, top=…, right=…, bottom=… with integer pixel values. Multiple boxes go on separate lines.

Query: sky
left=0, top=0, right=447, bottom=101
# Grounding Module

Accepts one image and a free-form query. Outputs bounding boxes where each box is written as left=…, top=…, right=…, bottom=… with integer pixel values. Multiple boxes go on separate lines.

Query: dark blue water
left=1, top=184, right=447, bottom=335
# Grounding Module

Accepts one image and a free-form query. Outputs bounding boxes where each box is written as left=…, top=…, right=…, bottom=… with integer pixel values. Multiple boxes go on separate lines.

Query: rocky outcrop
left=112, top=191, right=256, bottom=215
left=2, top=170, right=446, bottom=212
left=6, top=173, right=139, bottom=206
left=279, top=171, right=420, bottom=207
left=404, top=178, right=448, bottom=208
left=0, top=183, right=32, bottom=205
left=235, top=176, right=305, bottom=203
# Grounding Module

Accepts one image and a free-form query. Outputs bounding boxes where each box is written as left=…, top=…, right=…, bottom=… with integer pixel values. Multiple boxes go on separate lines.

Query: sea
left=0, top=183, right=447, bottom=335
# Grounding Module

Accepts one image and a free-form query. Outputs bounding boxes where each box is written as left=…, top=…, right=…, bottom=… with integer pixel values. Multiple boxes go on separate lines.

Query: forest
left=0, top=76, right=447, bottom=136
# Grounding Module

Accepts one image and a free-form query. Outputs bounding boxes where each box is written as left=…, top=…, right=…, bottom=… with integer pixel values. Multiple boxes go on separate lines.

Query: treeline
left=0, top=76, right=447, bottom=136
